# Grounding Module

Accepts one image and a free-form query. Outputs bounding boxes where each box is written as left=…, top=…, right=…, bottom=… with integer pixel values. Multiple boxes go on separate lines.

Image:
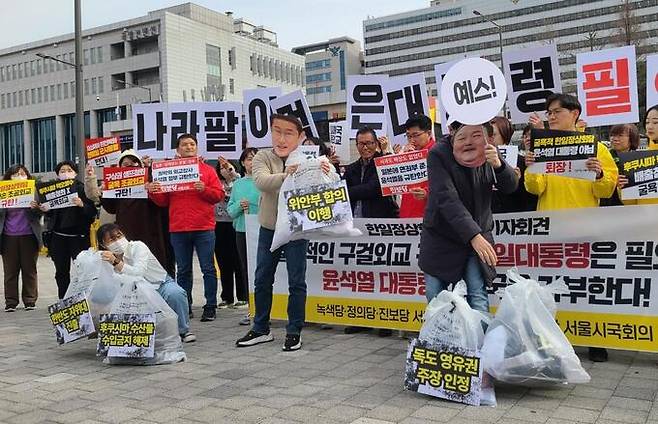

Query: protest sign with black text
left=243, top=87, right=282, bottom=148
left=346, top=75, right=389, bottom=139
left=385, top=73, right=430, bottom=147
left=102, top=167, right=148, bottom=199
left=619, top=150, right=658, bottom=200
left=374, top=150, right=429, bottom=196
left=528, top=129, right=597, bottom=181
left=0, top=179, right=35, bottom=209
left=269, top=90, right=318, bottom=138
left=86, top=136, right=121, bottom=167
left=37, top=179, right=78, bottom=210
left=151, top=158, right=200, bottom=193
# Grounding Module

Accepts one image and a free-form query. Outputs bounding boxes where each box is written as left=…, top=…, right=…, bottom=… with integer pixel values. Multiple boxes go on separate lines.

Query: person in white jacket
left=96, top=223, right=196, bottom=343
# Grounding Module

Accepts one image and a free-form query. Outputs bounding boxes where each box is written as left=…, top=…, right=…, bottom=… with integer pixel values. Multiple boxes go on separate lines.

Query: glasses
left=406, top=131, right=428, bottom=140
left=356, top=140, right=377, bottom=148
left=544, top=108, right=567, bottom=118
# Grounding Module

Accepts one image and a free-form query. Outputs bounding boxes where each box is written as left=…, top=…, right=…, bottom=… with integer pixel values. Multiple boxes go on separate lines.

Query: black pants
left=214, top=222, right=246, bottom=303
left=235, top=231, right=249, bottom=302
left=50, top=233, right=90, bottom=299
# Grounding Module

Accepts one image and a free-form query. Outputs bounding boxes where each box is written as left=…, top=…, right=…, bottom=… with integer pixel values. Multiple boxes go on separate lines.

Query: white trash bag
left=64, top=249, right=102, bottom=298
left=103, top=279, right=185, bottom=365
left=271, top=152, right=361, bottom=251
left=481, top=269, right=590, bottom=386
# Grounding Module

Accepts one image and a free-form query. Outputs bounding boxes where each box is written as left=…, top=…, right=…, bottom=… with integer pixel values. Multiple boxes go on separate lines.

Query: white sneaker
left=181, top=332, right=197, bottom=343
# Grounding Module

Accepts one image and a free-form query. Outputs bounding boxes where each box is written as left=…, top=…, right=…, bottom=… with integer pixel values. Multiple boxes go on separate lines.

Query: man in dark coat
left=419, top=122, right=518, bottom=313
left=343, top=127, right=399, bottom=219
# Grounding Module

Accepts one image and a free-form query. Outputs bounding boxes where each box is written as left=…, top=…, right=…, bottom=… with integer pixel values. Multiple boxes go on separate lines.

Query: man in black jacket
left=419, top=123, right=518, bottom=313
left=343, top=127, right=399, bottom=219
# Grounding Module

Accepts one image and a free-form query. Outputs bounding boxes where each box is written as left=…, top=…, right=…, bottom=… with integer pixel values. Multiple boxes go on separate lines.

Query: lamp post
left=115, top=79, right=153, bottom=103
left=74, top=0, right=84, bottom=174
left=473, top=9, right=507, bottom=117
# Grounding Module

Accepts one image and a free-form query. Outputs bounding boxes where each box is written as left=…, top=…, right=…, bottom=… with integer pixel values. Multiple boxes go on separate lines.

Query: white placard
left=346, top=75, right=389, bottom=140
left=270, top=90, right=319, bottom=138
left=329, top=120, right=350, bottom=163
left=385, top=73, right=430, bottom=147
left=440, top=58, right=507, bottom=126
left=498, top=145, right=519, bottom=168
left=243, top=87, right=282, bottom=148
left=647, top=54, right=658, bottom=111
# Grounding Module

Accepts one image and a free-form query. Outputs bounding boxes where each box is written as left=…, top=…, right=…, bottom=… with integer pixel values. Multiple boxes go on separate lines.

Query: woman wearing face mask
left=98, top=150, right=175, bottom=277
left=0, top=165, right=43, bottom=312
left=42, top=161, right=97, bottom=299
left=96, top=223, right=196, bottom=343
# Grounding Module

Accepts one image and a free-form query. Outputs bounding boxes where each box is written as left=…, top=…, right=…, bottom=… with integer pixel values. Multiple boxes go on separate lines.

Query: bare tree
left=615, top=0, right=643, bottom=47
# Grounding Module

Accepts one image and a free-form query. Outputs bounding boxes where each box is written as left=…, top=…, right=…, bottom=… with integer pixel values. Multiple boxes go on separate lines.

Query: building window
left=97, top=108, right=117, bottom=136
left=50, top=85, right=55, bottom=101
left=31, top=117, right=57, bottom=173
left=44, top=87, right=49, bottom=102
left=18, top=91, right=23, bottom=106
left=84, top=49, right=89, bottom=66
left=90, top=47, right=96, bottom=64
left=97, top=46, right=103, bottom=63
left=71, top=81, right=75, bottom=98
left=307, top=86, right=332, bottom=95
left=57, top=84, right=62, bottom=100
left=229, top=78, right=234, bottom=94
left=98, top=76, right=104, bottom=93
left=24, top=90, right=29, bottom=106
left=84, top=79, right=89, bottom=96
left=1, top=94, right=4, bottom=109
left=0, top=122, right=25, bottom=172
left=63, top=83, right=68, bottom=99
left=17, top=63, right=22, bottom=79
left=92, top=77, right=97, bottom=94
left=306, top=59, right=331, bottom=71
left=63, top=113, right=90, bottom=161
left=36, top=59, right=41, bottom=75
left=12, top=65, right=16, bottom=79
left=306, top=72, right=331, bottom=83
left=37, top=87, right=42, bottom=103
left=206, top=44, right=221, bottom=77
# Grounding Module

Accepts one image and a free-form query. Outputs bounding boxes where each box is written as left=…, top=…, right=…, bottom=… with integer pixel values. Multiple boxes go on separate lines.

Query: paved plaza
left=0, top=257, right=657, bottom=424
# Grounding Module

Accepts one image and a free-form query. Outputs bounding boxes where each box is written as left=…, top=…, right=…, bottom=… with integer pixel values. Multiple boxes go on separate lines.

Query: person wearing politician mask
left=0, top=165, right=43, bottom=312
left=419, top=122, right=518, bottom=314
left=40, top=161, right=97, bottom=299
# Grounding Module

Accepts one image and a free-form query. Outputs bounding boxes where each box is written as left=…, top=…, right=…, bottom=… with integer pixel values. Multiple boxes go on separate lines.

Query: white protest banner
left=48, top=292, right=95, bottom=345
left=440, top=58, right=507, bottom=126
left=97, top=313, right=156, bottom=358
left=647, top=54, right=658, bottom=111
left=102, top=167, right=148, bottom=199
left=270, top=90, right=319, bottom=138
left=0, top=180, right=35, bottom=209
left=385, top=73, right=430, bottom=147
left=498, top=145, right=519, bottom=168
left=528, top=129, right=597, bottom=181
left=576, top=45, right=639, bottom=127
left=619, top=150, right=658, bottom=200
left=151, top=157, right=200, bottom=193
left=243, top=87, right=282, bottom=148
left=284, top=180, right=352, bottom=232
left=346, top=75, right=389, bottom=139
left=503, top=45, right=562, bottom=125
left=86, top=136, right=121, bottom=167
left=247, top=205, right=658, bottom=352
left=374, top=150, right=429, bottom=196
left=329, top=120, right=350, bottom=163
left=132, top=102, right=242, bottom=159
left=37, top=179, right=78, bottom=210
left=405, top=339, right=483, bottom=406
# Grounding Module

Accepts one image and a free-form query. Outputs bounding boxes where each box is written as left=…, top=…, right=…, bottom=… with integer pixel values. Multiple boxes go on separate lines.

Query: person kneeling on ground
left=96, top=223, right=196, bottom=343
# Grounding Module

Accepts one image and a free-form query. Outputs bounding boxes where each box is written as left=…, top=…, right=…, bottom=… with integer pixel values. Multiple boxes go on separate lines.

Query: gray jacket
left=0, top=207, right=44, bottom=248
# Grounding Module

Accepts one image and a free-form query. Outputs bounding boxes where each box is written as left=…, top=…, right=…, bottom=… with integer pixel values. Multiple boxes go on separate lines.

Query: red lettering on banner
left=582, top=59, right=631, bottom=116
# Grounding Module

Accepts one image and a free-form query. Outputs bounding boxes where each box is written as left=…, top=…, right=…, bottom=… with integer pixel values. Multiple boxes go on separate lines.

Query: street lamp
left=473, top=9, right=507, bottom=117
left=115, top=79, right=153, bottom=103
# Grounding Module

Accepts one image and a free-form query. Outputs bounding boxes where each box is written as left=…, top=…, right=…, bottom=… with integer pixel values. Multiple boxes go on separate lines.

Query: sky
left=0, top=0, right=430, bottom=51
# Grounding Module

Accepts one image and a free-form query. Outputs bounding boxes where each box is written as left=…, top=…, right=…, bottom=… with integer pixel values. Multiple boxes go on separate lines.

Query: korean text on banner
left=132, top=102, right=242, bottom=159
left=498, top=145, right=519, bottom=169
left=246, top=205, right=658, bottom=352
left=374, top=150, right=429, bottom=196
left=346, top=75, right=389, bottom=140
left=97, top=313, right=156, bottom=358
left=37, top=179, right=78, bottom=210
left=102, top=167, right=148, bottom=199
left=329, top=120, right=350, bottom=163
left=503, top=45, right=562, bottom=125
left=385, top=73, right=430, bottom=147
left=243, top=87, right=282, bottom=148
left=647, top=54, right=658, bottom=111
left=86, top=136, right=121, bottom=167
left=269, top=90, right=319, bottom=138
left=528, top=129, right=597, bottom=181
left=434, top=58, right=479, bottom=136
left=0, top=179, right=35, bottom=209
left=151, top=157, right=200, bottom=193
left=576, top=45, right=639, bottom=127
left=619, top=150, right=658, bottom=200
left=48, top=292, right=95, bottom=345
left=405, top=339, right=483, bottom=406
left=284, top=180, right=352, bottom=232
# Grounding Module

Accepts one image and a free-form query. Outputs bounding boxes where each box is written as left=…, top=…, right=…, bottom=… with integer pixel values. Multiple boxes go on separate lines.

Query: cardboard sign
left=86, top=136, right=121, bottom=167
left=503, top=45, right=562, bottom=125
left=151, top=158, right=200, bottom=193
left=132, top=102, right=243, bottom=159
left=97, top=313, right=156, bottom=358
left=374, top=150, right=429, bottom=196
left=243, top=87, right=282, bottom=148
left=619, top=150, right=658, bottom=200
left=48, top=292, right=95, bottom=345
left=441, top=58, right=507, bottom=126
left=0, top=179, right=35, bottom=209
left=647, top=54, right=658, bottom=111
left=329, top=120, right=350, bottom=163
left=102, top=167, right=148, bottom=199
left=385, top=73, right=430, bottom=147
left=576, top=45, right=639, bottom=126
left=528, top=129, right=597, bottom=181
left=498, top=145, right=519, bottom=169
left=346, top=75, right=389, bottom=139
left=284, top=180, right=352, bottom=232
left=37, top=179, right=78, bottom=210
left=405, top=339, right=483, bottom=406
left=269, top=90, right=319, bottom=138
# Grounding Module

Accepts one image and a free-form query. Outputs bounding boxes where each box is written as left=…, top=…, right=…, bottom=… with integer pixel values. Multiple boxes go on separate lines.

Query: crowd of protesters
left=1, top=98, right=657, bottom=357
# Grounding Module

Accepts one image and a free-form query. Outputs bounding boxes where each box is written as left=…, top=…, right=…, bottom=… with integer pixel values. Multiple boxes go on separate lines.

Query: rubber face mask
left=452, top=125, right=487, bottom=168
left=107, top=237, right=129, bottom=255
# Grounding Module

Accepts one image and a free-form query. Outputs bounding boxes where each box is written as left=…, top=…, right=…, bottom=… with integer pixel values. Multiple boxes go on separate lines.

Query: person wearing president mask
left=39, top=161, right=97, bottom=299
left=419, top=122, right=518, bottom=314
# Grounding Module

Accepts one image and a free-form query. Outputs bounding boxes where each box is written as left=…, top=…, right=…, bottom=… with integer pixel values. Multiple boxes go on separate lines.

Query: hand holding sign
left=440, top=58, right=507, bottom=126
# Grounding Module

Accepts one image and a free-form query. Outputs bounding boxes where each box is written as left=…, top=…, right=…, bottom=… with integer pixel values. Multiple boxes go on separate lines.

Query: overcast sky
left=0, top=0, right=429, bottom=51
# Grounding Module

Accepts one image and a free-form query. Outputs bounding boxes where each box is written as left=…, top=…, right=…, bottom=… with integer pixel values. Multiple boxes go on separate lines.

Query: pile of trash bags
left=271, top=150, right=361, bottom=251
